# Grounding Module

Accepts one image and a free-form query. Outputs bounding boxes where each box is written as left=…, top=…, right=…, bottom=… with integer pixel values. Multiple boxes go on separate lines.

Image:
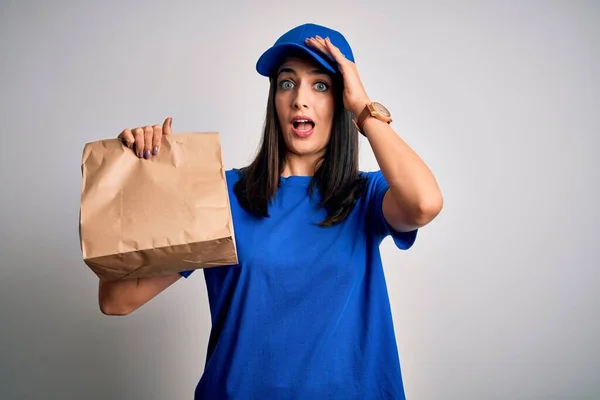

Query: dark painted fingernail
left=152, top=146, right=159, bottom=155
left=137, top=151, right=143, bottom=158
left=144, top=150, right=151, bottom=159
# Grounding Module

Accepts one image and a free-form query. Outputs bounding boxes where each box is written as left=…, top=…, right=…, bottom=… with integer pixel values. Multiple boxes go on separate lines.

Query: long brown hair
left=233, top=66, right=366, bottom=227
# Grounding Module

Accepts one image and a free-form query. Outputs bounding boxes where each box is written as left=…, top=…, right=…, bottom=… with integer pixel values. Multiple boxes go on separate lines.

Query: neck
left=281, top=152, right=323, bottom=177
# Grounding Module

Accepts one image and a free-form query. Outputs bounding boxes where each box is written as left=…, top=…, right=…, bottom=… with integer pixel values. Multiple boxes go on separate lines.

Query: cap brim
left=256, top=42, right=337, bottom=77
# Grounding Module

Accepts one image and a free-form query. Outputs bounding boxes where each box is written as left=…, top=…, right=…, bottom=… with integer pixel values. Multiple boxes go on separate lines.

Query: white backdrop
left=1, top=1, right=598, bottom=399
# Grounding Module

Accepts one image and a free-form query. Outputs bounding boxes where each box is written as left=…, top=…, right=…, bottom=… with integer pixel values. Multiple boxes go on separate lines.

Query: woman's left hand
left=306, top=36, right=371, bottom=117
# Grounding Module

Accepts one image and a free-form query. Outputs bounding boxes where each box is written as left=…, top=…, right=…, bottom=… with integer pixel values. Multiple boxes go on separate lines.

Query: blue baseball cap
left=256, top=23, right=355, bottom=77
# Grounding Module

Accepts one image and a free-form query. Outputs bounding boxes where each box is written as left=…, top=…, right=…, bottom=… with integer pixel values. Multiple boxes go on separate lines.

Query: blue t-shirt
left=181, top=169, right=417, bottom=399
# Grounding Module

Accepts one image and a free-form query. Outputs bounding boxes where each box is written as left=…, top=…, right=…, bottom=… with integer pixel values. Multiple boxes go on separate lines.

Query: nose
left=292, top=83, right=310, bottom=110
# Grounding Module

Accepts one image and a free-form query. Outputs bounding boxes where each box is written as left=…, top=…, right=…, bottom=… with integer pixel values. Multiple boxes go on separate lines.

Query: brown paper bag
left=79, top=132, right=238, bottom=281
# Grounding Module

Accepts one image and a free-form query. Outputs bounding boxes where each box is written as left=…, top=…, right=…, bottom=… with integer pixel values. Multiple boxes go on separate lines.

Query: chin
left=284, top=132, right=328, bottom=156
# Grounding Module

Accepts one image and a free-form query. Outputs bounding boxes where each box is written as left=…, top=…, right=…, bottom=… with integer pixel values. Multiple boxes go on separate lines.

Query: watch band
left=356, top=105, right=372, bottom=133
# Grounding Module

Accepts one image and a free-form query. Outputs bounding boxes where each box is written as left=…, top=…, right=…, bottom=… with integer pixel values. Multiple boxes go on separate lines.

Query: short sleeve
left=365, top=170, right=418, bottom=250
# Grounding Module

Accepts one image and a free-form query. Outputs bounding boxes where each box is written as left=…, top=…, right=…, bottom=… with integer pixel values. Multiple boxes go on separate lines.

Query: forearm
left=98, top=273, right=181, bottom=316
left=362, top=116, right=443, bottom=222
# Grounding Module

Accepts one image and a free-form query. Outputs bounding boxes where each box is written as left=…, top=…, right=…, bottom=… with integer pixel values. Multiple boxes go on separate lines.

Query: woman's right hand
left=118, top=117, right=172, bottom=159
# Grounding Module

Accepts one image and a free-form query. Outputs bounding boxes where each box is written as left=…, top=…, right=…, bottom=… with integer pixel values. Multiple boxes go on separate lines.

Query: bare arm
left=99, top=273, right=182, bottom=316
left=363, top=116, right=443, bottom=232
left=307, top=38, right=443, bottom=232
left=102, top=116, right=183, bottom=316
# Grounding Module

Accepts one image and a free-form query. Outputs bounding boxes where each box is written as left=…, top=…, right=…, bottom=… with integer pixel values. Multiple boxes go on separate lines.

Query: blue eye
left=314, top=82, right=329, bottom=92
left=279, top=80, right=294, bottom=90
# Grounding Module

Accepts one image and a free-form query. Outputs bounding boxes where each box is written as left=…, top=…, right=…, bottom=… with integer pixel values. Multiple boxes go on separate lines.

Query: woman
left=103, top=23, right=443, bottom=400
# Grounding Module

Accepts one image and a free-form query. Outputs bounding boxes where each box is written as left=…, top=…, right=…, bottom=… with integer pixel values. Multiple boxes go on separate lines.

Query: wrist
left=351, top=97, right=371, bottom=118
left=352, top=101, right=393, bottom=136
left=361, top=115, right=386, bottom=136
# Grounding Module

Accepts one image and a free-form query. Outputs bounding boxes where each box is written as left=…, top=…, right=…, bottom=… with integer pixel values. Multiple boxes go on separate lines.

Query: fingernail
left=144, top=150, right=151, bottom=159
left=137, top=151, right=143, bottom=158
left=152, top=146, right=159, bottom=155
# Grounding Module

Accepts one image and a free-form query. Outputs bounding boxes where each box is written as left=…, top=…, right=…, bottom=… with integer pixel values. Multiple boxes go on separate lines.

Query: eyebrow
left=276, top=67, right=329, bottom=77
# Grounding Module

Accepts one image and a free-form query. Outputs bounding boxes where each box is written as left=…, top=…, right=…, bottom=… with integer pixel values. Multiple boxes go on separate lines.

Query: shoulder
left=359, top=169, right=384, bottom=180
left=225, top=168, right=243, bottom=183
left=359, top=169, right=389, bottom=193
left=224, top=168, right=247, bottom=189
left=356, top=169, right=391, bottom=212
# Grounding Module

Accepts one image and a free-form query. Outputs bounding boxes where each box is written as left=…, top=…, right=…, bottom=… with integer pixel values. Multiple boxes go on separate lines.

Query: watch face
left=373, top=102, right=391, bottom=117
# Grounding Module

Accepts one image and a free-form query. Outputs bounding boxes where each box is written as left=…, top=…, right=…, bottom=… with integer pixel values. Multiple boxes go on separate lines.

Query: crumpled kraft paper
left=79, top=132, right=238, bottom=281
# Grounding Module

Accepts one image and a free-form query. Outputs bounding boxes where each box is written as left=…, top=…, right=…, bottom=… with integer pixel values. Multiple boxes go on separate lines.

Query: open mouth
left=291, top=116, right=315, bottom=137
left=292, top=119, right=315, bottom=131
